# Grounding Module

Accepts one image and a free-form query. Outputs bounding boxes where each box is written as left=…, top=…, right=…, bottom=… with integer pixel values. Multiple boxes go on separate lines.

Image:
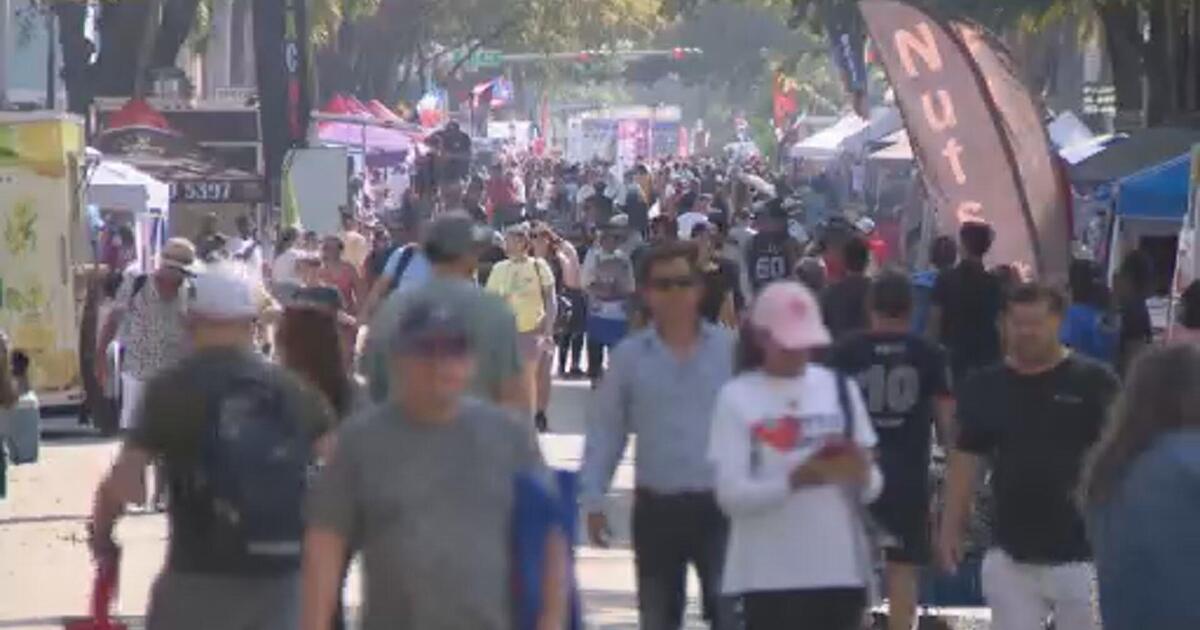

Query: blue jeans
left=633, top=490, right=733, bottom=630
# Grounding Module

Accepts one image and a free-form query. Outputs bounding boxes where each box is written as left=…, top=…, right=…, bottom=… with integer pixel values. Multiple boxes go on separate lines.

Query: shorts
left=517, top=332, right=547, bottom=364
left=119, top=373, right=146, bottom=431
left=146, top=571, right=299, bottom=630
left=872, top=493, right=932, bottom=565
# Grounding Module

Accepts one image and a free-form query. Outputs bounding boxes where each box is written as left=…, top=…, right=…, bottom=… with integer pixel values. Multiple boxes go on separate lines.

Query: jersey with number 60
left=745, top=232, right=799, bottom=294
left=828, top=331, right=952, bottom=493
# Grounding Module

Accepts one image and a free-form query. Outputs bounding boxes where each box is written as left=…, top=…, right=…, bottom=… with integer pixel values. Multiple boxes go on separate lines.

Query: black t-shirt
left=829, top=332, right=951, bottom=504
left=1118, top=297, right=1152, bottom=373
left=821, top=275, right=871, bottom=341
left=956, top=356, right=1120, bottom=563
left=623, top=190, right=650, bottom=233
left=745, top=232, right=797, bottom=293
left=441, top=129, right=471, bottom=155
left=932, top=260, right=1003, bottom=377
left=699, top=259, right=739, bottom=324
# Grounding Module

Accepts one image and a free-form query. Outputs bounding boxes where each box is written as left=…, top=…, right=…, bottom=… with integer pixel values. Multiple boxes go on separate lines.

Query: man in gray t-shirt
left=305, top=294, right=565, bottom=630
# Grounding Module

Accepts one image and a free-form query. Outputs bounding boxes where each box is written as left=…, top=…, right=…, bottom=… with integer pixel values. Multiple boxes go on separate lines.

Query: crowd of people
left=5, top=145, right=1189, bottom=630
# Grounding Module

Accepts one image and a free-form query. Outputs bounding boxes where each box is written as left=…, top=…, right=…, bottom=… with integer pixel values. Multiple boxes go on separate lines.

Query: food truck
left=0, top=112, right=88, bottom=410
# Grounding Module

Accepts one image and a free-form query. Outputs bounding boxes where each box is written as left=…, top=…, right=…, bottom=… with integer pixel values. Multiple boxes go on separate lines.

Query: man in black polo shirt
left=938, top=283, right=1119, bottom=630
left=928, top=222, right=1004, bottom=383
left=829, top=272, right=954, bottom=630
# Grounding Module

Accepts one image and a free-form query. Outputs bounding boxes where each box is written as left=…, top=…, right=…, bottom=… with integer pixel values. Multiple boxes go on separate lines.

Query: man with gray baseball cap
left=362, top=212, right=526, bottom=411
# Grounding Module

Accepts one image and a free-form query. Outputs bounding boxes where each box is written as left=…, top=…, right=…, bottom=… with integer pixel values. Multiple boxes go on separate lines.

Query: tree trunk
left=1190, top=0, right=1200, bottom=111
left=133, top=0, right=164, bottom=98
left=1098, top=2, right=1147, bottom=121
left=93, top=0, right=152, bottom=96
left=53, top=1, right=92, bottom=114
left=152, top=0, right=202, bottom=70
left=1146, top=1, right=1174, bottom=124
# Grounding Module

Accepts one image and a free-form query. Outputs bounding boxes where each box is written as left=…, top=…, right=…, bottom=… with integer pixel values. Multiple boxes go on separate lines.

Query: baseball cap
left=189, top=262, right=263, bottom=321
left=751, top=281, right=831, bottom=350
left=160, top=238, right=199, bottom=275
left=424, top=212, right=494, bottom=259
left=390, top=295, right=473, bottom=357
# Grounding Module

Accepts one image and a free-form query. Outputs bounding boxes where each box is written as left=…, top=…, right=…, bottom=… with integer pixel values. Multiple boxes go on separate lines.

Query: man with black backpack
left=90, top=262, right=335, bottom=630
left=359, top=209, right=433, bottom=320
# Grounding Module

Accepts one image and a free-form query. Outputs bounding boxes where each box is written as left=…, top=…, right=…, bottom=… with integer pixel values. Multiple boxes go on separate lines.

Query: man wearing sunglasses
left=581, top=240, right=737, bottom=630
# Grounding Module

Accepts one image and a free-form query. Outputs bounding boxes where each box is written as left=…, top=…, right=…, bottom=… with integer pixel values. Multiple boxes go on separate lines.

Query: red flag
left=773, top=72, right=799, bottom=129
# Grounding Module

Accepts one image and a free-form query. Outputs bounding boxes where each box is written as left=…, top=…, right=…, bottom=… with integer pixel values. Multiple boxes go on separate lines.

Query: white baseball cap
left=189, top=262, right=262, bottom=321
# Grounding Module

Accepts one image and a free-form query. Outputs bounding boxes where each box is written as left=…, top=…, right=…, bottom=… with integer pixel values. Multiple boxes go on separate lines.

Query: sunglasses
left=404, top=335, right=471, bottom=358
left=647, top=275, right=699, bottom=291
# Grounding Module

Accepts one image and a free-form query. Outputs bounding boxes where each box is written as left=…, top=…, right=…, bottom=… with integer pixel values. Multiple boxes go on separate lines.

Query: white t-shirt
left=708, top=366, right=881, bottom=594
left=677, top=211, right=710, bottom=240
left=271, top=248, right=301, bottom=285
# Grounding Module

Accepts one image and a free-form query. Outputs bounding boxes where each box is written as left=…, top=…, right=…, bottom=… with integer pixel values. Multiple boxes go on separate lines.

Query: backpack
left=192, top=372, right=312, bottom=572
left=388, top=245, right=418, bottom=291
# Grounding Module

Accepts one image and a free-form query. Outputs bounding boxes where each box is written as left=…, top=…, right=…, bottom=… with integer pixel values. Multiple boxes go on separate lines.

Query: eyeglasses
left=647, top=275, right=699, bottom=291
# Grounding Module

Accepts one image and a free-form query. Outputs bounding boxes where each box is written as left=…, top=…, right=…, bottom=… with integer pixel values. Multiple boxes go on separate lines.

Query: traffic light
left=671, top=47, right=702, bottom=61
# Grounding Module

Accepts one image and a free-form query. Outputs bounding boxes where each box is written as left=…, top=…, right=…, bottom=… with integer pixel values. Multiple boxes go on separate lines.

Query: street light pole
left=0, top=0, right=10, bottom=109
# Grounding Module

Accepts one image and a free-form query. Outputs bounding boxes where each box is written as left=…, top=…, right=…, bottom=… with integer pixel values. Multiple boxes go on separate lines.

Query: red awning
left=105, top=98, right=173, bottom=131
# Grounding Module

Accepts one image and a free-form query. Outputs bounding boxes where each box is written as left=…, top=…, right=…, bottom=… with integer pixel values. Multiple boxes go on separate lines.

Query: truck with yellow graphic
left=0, top=113, right=88, bottom=411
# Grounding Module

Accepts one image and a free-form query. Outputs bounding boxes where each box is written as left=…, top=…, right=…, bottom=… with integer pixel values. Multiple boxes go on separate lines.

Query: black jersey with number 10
left=829, top=331, right=951, bottom=492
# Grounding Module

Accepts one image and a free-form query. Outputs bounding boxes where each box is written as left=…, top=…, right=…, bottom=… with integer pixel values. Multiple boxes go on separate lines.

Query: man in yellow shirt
left=486, top=223, right=557, bottom=432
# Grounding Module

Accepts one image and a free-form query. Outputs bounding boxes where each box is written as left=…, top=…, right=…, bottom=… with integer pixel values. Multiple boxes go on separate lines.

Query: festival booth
left=789, top=106, right=902, bottom=163
left=312, top=94, right=422, bottom=167
left=94, top=99, right=266, bottom=238
left=84, top=149, right=172, bottom=278
left=1068, top=127, right=1200, bottom=274
left=1106, top=154, right=1193, bottom=298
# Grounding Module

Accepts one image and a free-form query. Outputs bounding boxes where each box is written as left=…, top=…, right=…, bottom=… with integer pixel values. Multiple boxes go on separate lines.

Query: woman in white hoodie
left=708, top=281, right=883, bottom=630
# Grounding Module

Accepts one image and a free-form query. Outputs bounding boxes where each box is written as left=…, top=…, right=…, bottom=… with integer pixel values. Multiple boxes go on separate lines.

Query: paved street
left=0, top=380, right=710, bottom=629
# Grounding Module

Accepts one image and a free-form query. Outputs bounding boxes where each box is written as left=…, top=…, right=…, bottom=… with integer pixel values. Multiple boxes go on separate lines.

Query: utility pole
left=0, top=0, right=10, bottom=109
left=45, top=8, right=55, bottom=109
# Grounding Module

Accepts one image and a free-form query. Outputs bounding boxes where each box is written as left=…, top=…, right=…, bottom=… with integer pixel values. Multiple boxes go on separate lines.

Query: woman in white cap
left=708, top=281, right=883, bottom=630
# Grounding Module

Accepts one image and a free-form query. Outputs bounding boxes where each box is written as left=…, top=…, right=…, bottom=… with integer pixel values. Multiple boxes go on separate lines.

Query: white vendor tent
left=790, top=107, right=901, bottom=161
left=86, top=150, right=171, bottom=215
left=868, top=129, right=913, bottom=163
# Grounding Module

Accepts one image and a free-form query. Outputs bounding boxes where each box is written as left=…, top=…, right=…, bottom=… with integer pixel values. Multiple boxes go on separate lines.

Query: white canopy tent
left=86, top=151, right=171, bottom=215
left=789, top=107, right=901, bottom=161
left=868, top=129, right=913, bottom=163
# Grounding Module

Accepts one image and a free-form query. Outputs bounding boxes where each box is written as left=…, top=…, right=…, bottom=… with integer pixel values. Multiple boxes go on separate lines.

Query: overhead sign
left=454, top=48, right=504, bottom=70
left=1082, top=83, right=1117, bottom=116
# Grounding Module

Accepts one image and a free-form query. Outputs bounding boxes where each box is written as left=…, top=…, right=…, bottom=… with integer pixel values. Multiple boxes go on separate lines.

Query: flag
left=823, top=1, right=869, bottom=117
left=773, top=71, right=799, bottom=130
left=253, top=0, right=312, bottom=205
left=857, top=0, right=1055, bottom=278
left=953, top=21, right=1070, bottom=282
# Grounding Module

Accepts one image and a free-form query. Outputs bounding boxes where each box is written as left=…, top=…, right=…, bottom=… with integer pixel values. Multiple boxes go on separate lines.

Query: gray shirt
left=306, top=399, right=544, bottom=630
left=580, top=324, right=736, bottom=511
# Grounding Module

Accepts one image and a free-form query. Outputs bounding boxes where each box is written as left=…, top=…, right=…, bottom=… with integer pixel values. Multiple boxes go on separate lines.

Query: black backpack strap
left=391, top=246, right=417, bottom=288
left=835, top=371, right=855, bottom=441
left=129, top=274, right=149, bottom=306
